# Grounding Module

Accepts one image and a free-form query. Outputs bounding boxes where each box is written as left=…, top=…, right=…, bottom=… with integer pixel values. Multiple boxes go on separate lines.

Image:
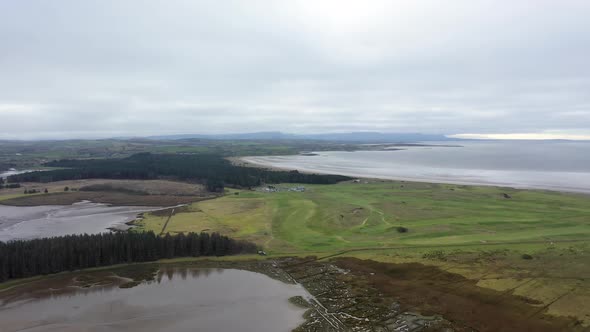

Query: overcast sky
left=1, top=0, right=589, bottom=139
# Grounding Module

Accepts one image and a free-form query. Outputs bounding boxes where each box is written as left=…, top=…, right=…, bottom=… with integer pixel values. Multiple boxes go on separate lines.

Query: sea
left=242, top=140, right=590, bottom=194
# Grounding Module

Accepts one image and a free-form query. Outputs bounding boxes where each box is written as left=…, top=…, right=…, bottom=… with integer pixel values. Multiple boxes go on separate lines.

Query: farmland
left=0, top=179, right=214, bottom=206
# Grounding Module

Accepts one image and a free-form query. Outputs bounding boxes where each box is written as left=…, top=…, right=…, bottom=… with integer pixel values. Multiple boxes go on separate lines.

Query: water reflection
left=0, top=266, right=309, bottom=332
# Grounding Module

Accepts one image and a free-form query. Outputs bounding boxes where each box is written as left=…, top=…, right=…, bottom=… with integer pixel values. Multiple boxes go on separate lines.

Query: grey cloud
left=0, top=0, right=589, bottom=139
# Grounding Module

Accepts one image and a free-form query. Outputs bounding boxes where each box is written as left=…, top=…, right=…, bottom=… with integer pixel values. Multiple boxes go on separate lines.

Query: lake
left=242, top=141, right=590, bottom=193
left=0, top=267, right=309, bottom=332
left=0, top=201, right=162, bottom=242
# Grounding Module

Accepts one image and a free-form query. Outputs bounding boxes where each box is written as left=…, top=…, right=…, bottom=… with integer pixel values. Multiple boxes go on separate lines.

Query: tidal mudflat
left=0, top=201, right=161, bottom=242
left=0, top=267, right=309, bottom=332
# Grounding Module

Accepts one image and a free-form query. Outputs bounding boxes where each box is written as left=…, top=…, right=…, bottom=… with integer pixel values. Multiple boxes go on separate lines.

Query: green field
left=135, top=181, right=590, bottom=254
left=134, top=180, right=590, bottom=324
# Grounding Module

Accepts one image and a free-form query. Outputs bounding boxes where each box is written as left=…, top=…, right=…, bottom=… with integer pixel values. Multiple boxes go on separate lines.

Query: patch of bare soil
left=333, top=257, right=584, bottom=332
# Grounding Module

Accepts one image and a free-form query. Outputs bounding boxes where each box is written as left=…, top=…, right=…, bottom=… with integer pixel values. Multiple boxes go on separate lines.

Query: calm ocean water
left=243, top=141, right=590, bottom=194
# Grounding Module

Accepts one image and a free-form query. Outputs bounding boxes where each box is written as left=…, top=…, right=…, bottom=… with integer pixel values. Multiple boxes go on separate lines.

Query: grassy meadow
left=135, top=180, right=590, bottom=254
left=134, top=180, right=590, bottom=325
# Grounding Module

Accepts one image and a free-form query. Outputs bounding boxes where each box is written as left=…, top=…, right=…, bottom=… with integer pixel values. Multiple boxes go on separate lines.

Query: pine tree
left=0, top=231, right=256, bottom=282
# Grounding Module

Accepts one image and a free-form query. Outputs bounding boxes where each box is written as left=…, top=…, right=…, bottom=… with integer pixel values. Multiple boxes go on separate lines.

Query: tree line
left=8, top=153, right=350, bottom=190
left=0, top=177, right=20, bottom=189
left=0, top=231, right=257, bottom=282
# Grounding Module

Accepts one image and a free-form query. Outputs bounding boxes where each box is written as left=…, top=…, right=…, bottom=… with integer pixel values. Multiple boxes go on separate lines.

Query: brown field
left=332, top=257, right=583, bottom=332
left=0, top=179, right=215, bottom=206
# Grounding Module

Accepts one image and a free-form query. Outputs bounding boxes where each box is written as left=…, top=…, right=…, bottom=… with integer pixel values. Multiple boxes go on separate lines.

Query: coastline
left=229, top=156, right=317, bottom=174
left=237, top=155, right=590, bottom=196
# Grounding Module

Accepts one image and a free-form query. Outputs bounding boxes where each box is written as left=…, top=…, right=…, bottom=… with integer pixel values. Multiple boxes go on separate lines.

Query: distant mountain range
left=147, top=132, right=455, bottom=143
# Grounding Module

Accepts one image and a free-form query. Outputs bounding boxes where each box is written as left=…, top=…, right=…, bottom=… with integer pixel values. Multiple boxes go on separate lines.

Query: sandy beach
left=238, top=141, right=590, bottom=194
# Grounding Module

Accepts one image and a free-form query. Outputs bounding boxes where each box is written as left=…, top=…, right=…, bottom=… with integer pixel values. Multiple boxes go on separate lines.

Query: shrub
left=423, top=250, right=447, bottom=261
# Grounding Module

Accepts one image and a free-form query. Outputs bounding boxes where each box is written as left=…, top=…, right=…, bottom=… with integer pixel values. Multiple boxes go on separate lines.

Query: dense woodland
left=7, top=153, right=350, bottom=190
left=0, top=231, right=257, bottom=282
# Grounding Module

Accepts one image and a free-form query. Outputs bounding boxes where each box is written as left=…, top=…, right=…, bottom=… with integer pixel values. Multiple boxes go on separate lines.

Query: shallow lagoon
left=0, top=201, right=162, bottom=242
left=0, top=267, right=309, bottom=332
